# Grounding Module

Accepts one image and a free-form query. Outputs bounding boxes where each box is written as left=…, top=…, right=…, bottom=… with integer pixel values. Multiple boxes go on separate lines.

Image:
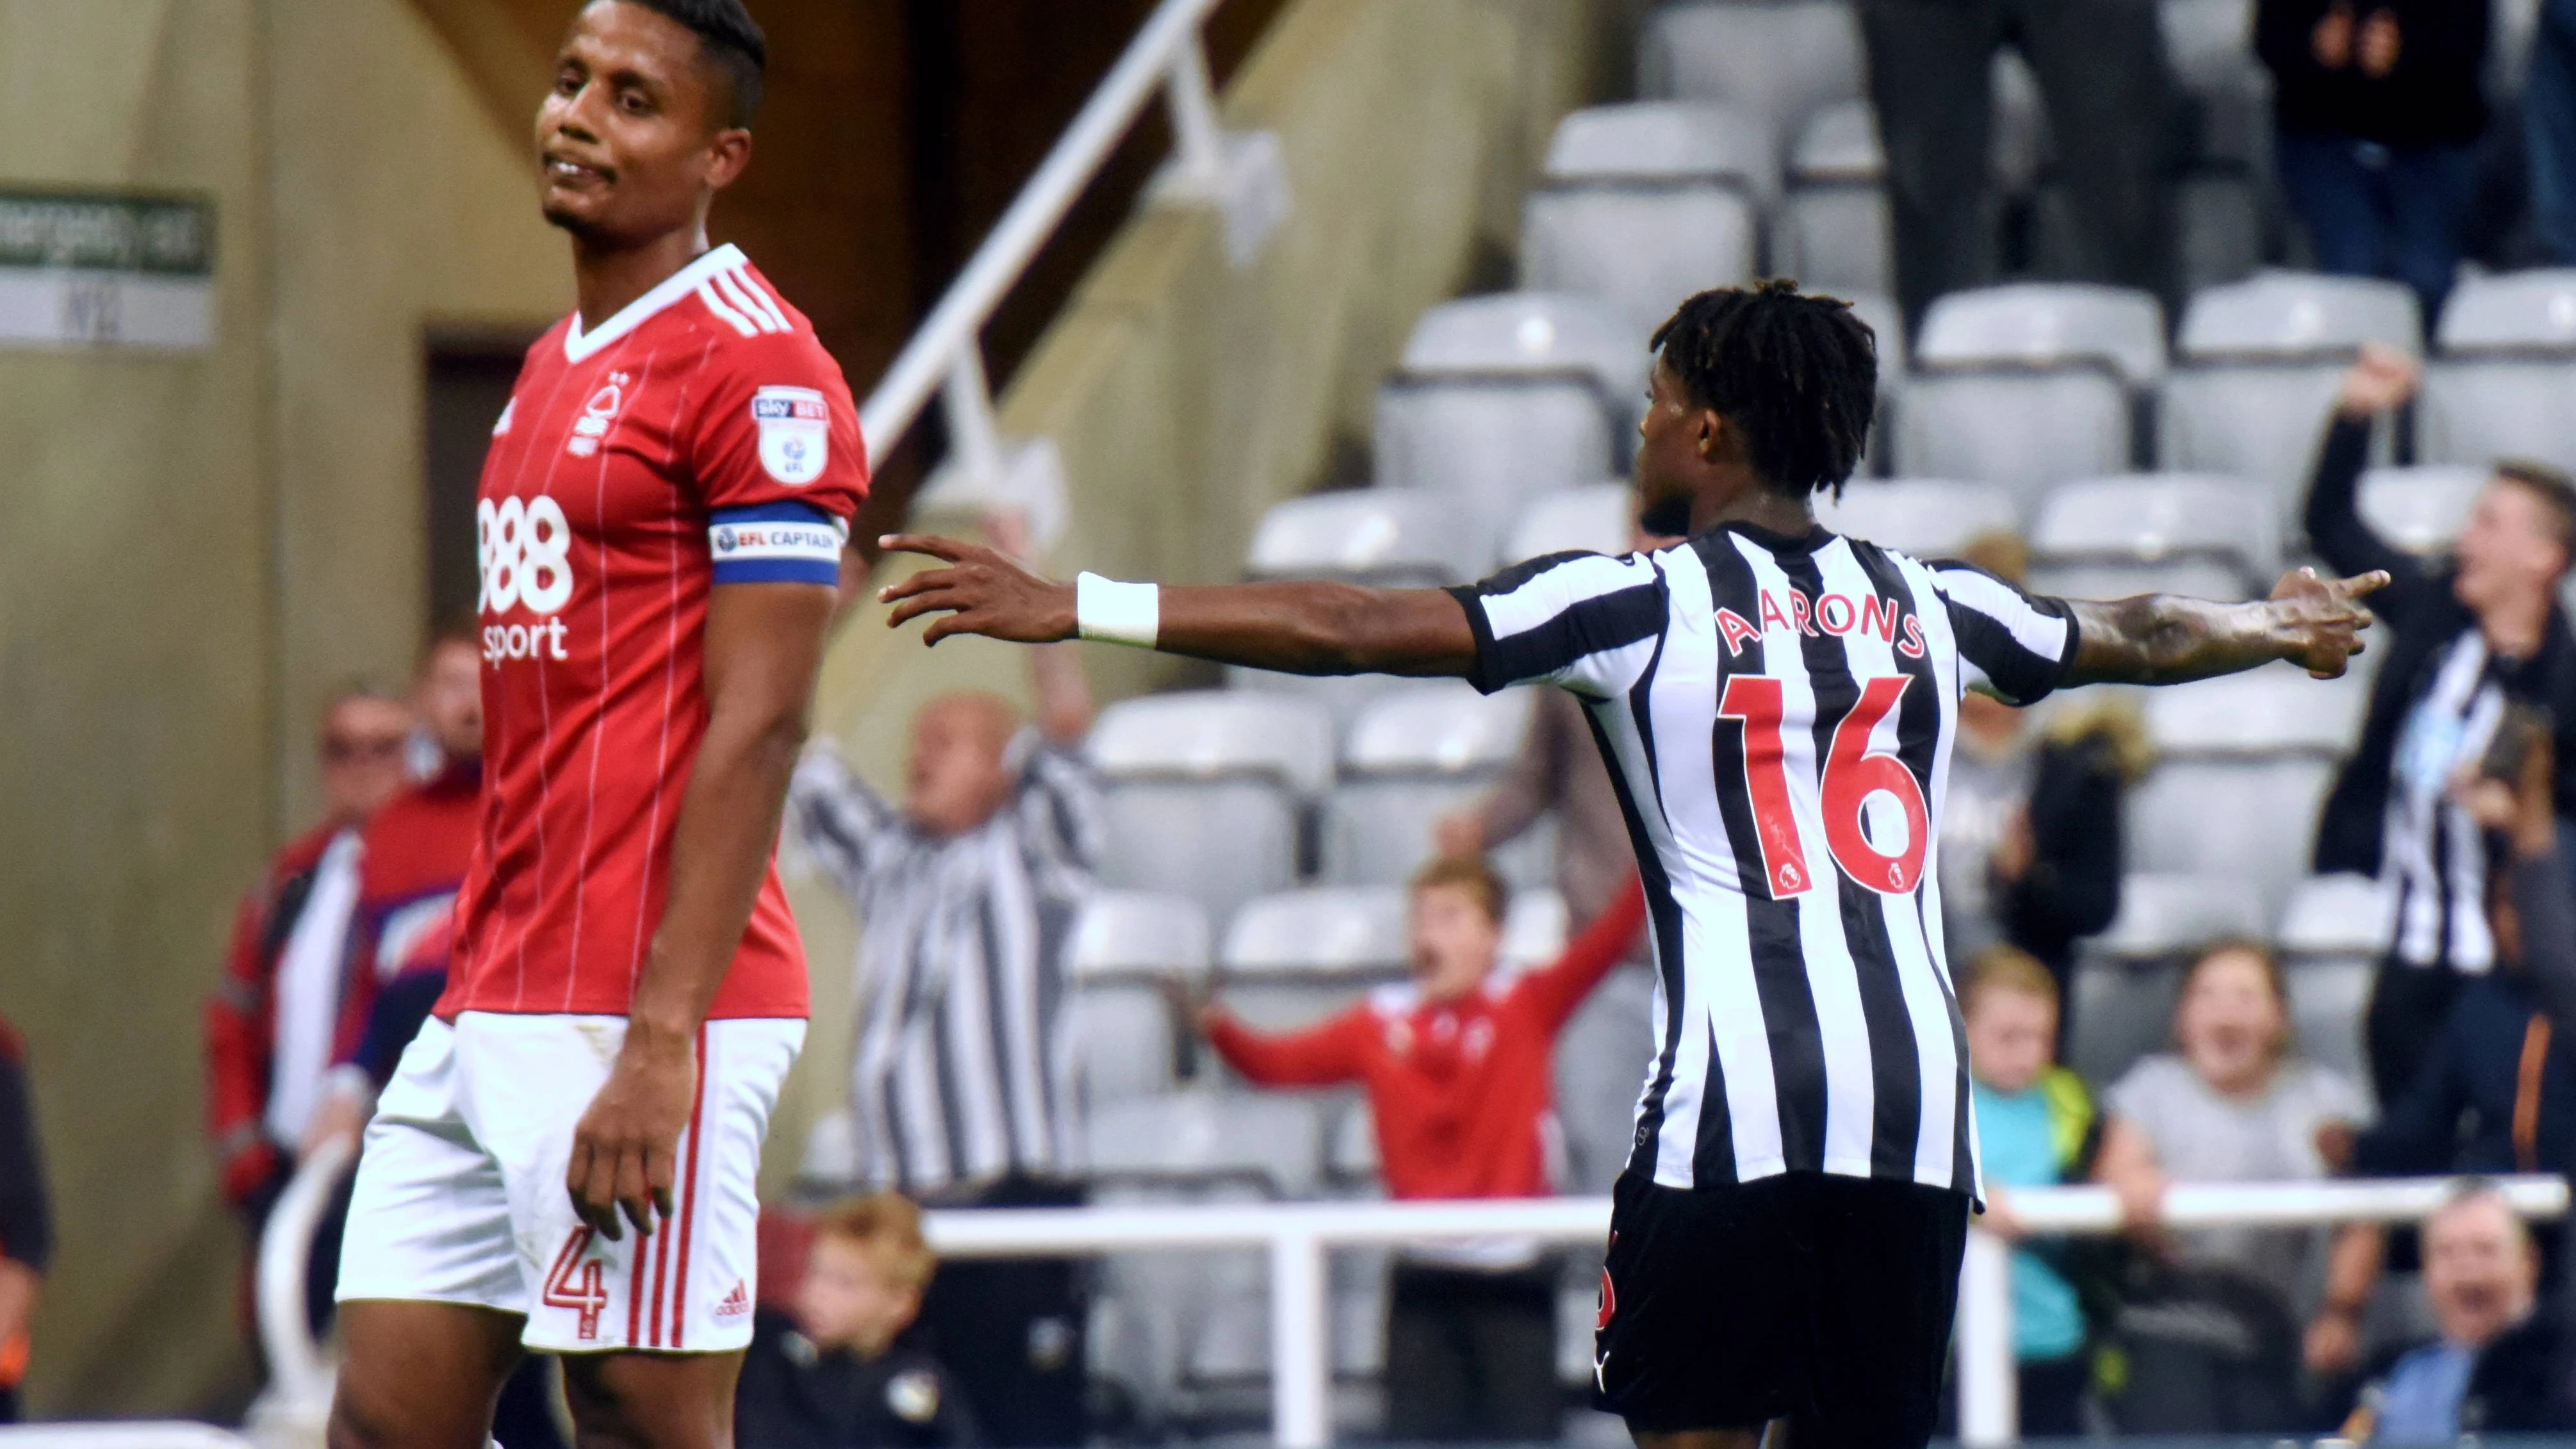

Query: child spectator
left=1960, top=946, right=2103, bottom=1436
left=1195, top=857, right=1644, bottom=1443
left=738, top=1193, right=978, bottom=1449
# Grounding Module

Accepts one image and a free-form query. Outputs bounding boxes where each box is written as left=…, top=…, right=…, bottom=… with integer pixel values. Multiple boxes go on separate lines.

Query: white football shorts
left=336, top=1011, right=804, bottom=1354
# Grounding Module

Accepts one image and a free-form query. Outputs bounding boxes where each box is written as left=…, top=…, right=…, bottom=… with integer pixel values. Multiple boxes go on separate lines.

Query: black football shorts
left=1591, top=1168, right=1970, bottom=1447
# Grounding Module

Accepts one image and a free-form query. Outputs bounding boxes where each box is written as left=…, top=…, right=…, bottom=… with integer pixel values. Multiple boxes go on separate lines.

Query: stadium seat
left=1773, top=100, right=1891, bottom=297
left=1817, top=477, right=2019, bottom=557
left=1636, top=1, right=1866, bottom=161
left=1070, top=892, right=1213, bottom=1108
left=1086, top=1088, right=1329, bottom=1196
left=1231, top=489, right=1489, bottom=726
left=2069, top=872, right=2267, bottom=1085
left=2128, top=664, right=2368, bottom=926
left=1322, top=683, right=1535, bottom=885
left=1555, top=963, right=1653, bottom=1190
left=1502, top=887, right=1571, bottom=969
left=1217, top=885, right=1410, bottom=1032
left=1522, top=102, right=1771, bottom=337
left=2423, top=269, right=2576, bottom=474
left=1898, top=284, right=2167, bottom=513
left=1375, top=293, right=1645, bottom=523
left=2160, top=274, right=2418, bottom=535
left=2278, top=872, right=2394, bottom=1099
left=2028, top=473, right=2277, bottom=602
left=2358, top=465, right=2490, bottom=554
left=1088, top=692, right=1336, bottom=921
left=1502, top=482, right=1632, bottom=566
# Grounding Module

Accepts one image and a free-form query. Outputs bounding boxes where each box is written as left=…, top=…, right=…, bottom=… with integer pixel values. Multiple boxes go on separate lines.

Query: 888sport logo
left=479, top=495, right=574, bottom=664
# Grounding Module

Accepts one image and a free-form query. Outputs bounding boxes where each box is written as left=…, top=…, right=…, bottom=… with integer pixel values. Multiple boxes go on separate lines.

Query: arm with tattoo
left=2063, top=567, right=2390, bottom=687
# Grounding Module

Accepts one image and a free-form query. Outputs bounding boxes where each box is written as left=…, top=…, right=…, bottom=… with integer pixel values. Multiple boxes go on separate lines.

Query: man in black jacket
left=2306, top=345, right=2576, bottom=1108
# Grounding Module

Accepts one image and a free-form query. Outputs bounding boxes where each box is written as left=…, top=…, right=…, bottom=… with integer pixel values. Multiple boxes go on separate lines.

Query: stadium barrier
left=255, top=1161, right=2565, bottom=1449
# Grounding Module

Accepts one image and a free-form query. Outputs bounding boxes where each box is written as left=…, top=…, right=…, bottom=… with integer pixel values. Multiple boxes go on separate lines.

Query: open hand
left=568, top=1027, right=696, bottom=1241
left=878, top=534, right=1077, bottom=646
left=2268, top=567, right=2388, bottom=678
left=2336, top=342, right=2419, bottom=417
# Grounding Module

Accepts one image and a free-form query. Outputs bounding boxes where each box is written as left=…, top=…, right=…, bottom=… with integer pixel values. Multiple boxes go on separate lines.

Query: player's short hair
left=1411, top=853, right=1511, bottom=926
left=1961, top=944, right=2058, bottom=1015
left=1650, top=280, right=1880, bottom=498
left=814, top=1191, right=937, bottom=1293
left=617, top=0, right=766, bottom=128
left=2495, top=458, right=2576, bottom=569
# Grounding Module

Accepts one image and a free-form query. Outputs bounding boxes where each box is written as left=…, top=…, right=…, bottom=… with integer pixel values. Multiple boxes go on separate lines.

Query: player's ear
left=703, top=127, right=754, bottom=192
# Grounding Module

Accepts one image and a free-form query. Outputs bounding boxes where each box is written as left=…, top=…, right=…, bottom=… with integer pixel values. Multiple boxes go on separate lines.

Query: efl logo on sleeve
left=750, top=386, right=830, bottom=485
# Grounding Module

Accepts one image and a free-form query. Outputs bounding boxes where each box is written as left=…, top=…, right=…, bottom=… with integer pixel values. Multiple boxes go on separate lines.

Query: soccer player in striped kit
left=875, top=281, right=2387, bottom=1448
left=327, top=4, right=865, bottom=1448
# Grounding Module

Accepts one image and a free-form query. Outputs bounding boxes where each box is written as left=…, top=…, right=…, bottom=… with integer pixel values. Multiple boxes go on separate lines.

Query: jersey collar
left=563, top=243, right=746, bottom=364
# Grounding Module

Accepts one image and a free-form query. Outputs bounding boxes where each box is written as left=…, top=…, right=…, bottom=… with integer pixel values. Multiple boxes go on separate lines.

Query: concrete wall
left=783, top=0, right=1632, bottom=1175
left=0, top=0, right=561, bottom=1413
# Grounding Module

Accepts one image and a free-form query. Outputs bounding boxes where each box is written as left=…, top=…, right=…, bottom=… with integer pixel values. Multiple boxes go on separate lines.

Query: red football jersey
left=440, top=245, right=867, bottom=1021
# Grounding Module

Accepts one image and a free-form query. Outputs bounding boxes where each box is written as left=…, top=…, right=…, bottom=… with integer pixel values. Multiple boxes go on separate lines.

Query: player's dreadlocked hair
left=621, top=0, right=767, bottom=127
left=1649, top=281, right=1878, bottom=498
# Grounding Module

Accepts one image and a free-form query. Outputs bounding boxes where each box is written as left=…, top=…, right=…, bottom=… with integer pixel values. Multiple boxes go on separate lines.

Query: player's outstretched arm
left=875, top=534, right=1480, bottom=679
left=2063, top=566, right=2390, bottom=687
left=567, top=580, right=835, bottom=1241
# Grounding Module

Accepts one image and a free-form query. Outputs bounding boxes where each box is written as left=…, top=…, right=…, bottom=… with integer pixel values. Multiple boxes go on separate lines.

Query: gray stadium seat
left=2128, top=664, right=2368, bottom=926
left=1899, top=285, right=2167, bottom=513
left=1086, top=1088, right=1329, bottom=1195
left=2160, top=274, right=2420, bottom=537
left=1322, top=684, right=1536, bottom=885
left=1502, top=887, right=1571, bottom=969
left=1088, top=692, right=1335, bottom=921
left=2028, top=473, right=2278, bottom=602
left=2278, top=872, right=2393, bottom=1099
left=1522, top=102, right=1771, bottom=337
left=1070, top=892, right=1213, bottom=1108
left=1636, top=1, right=1866, bottom=160
left=2423, top=269, right=2576, bottom=474
left=1774, top=100, right=1891, bottom=297
left=2358, top=465, right=2490, bottom=554
left=1217, top=885, right=1409, bottom=1032
left=1375, top=293, right=1645, bottom=521
left=1817, top=477, right=2019, bottom=557
left=1231, top=489, right=1489, bottom=726
left=1555, top=963, right=1653, bottom=1191
left=2069, top=872, right=2267, bottom=1085
left=1502, top=482, right=1632, bottom=566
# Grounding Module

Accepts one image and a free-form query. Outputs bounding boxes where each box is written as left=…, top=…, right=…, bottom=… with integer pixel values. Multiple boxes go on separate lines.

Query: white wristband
left=1076, top=571, right=1160, bottom=649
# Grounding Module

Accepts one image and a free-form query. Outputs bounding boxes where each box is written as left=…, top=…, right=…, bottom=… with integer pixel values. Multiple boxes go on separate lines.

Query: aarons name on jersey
left=479, top=493, right=575, bottom=664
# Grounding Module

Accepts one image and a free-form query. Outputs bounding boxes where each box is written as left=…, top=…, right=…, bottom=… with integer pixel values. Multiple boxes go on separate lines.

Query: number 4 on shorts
left=543, top=1225, right=612, bottom=1341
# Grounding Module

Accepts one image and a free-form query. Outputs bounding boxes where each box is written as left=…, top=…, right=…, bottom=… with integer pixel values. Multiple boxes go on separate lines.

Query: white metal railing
left=858, top=0, right=1286, bottom=540
left=252, top=1158, right=2565, bottom=1449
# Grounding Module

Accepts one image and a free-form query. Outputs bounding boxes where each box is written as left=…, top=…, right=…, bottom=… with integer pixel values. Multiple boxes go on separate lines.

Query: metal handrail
left=253, top=1133, right=356, bottom=1410
left=857, top=0, right=1242, bottom=480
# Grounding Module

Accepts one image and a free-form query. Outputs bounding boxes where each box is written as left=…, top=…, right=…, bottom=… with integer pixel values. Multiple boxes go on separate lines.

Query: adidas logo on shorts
left=714, top=1281, right=752, bottom=1322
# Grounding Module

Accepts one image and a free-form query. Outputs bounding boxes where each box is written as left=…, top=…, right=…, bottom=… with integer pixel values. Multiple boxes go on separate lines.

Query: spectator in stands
left=2305, top=347, right=2576, bottom=1110
left=2327, top=1184, right=2567, bottom=1439
left=737, top=1193, right=978, bottom=1449
left=2258, top=0, right=2490, bottom=323
left=787, top=511, right=1097, bottom=1449
left=0, top=1017, right=49, bottom=1423
left=1855, top=0, right=2176, bottom=329
left=1936, top=534, right=2142, bottom=1040
left=297, top=626, right=486, bottom=1163
left=1960, top=946, right=2106, bottom=1437
left=2304, top=728, right=2576, bottom=1378
left=2096, top=941, right=2370, bottom=1332
left=1194, top=858, right=1645, bottom=1443
left=2530, top=0, right=2576, bottom=263
left=205, top=683, right=413, bottom=1230
left=1436, top=514, right=1680, bottom=946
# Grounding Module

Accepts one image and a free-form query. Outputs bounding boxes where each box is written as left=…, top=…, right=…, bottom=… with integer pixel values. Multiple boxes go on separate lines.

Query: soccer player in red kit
left=327, top=4, right=862, bottom=1448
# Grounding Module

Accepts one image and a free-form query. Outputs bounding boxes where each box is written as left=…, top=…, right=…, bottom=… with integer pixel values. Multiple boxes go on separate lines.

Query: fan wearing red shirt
left=329, top=6, right=862, bottom=1449
left=1201, top=857, right=1645, bottom=1443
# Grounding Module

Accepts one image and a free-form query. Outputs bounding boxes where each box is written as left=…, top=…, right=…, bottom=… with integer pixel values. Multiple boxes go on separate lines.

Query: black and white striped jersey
left=1447, top=522, right=2082, bottom=1197
left=2383, top=632, right=2510, bottom=973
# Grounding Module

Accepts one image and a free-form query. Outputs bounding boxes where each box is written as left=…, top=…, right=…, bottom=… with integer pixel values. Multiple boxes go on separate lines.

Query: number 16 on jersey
left=1717, top=674, right=1929, bottom=899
